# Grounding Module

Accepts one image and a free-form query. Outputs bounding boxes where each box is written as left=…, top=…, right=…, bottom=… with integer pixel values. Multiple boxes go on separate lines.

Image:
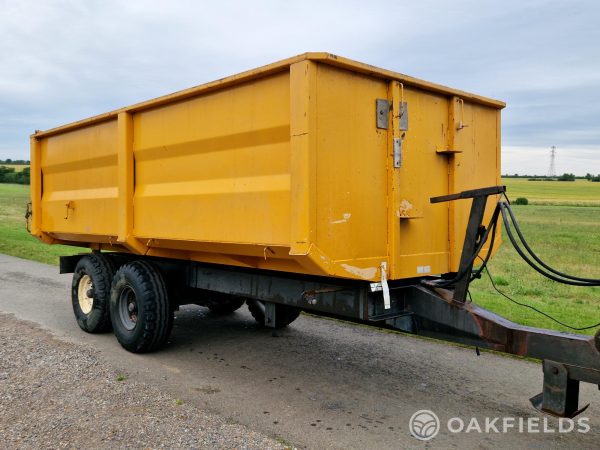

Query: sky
left=1, top=0, right=599, bottom=175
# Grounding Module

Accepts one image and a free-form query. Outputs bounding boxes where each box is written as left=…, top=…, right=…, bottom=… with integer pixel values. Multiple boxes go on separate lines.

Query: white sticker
left=417, top=265, right=432, bottom=274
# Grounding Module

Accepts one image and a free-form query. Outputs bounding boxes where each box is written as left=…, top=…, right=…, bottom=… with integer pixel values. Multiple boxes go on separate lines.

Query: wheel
left=110, top=261, right=173, bottom=353
left=246, top=300, right=301, bottom=328
left=207, top=294, right=245, bottom=315
left=71, top=253, right=115, bottom=333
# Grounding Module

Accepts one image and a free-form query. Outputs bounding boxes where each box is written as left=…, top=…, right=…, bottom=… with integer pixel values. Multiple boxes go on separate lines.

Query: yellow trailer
left=29, top=55, right=600, bottom=418
left=30, top=52, right=503, bottom=283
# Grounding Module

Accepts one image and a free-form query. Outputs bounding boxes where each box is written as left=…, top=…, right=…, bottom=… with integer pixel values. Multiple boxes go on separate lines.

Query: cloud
left=1, top=0, right=598, bottom=174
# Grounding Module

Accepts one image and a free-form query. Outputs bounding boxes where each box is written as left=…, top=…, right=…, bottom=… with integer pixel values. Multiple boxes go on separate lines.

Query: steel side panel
left=132, top=73, right=291, bottom=245
left=40, top=120, right=119, bottom=236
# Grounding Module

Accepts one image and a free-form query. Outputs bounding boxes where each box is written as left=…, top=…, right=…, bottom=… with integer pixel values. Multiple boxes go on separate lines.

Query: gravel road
left=0, top=253, right=599, bottom=449
left=0, top=313, right=285, bottom=449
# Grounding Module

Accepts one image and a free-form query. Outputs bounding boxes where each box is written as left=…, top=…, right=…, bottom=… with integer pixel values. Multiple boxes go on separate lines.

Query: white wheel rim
left=77, top=274, right=94, bottom=314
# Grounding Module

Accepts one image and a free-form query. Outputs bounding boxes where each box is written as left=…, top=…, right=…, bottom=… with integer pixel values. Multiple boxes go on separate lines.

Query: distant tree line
left=585, top=173, right=600, bottom=182
left=0, top=158, right=30, bottom=165
left=503, top=173, right=600, bottom=182
left=0, top=166, right=30, bottom=184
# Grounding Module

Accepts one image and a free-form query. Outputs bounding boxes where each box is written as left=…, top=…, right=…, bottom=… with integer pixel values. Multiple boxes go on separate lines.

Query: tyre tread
left=110, top=260, right=172, bottom=353
left=71, top=253, right=115, bottom=333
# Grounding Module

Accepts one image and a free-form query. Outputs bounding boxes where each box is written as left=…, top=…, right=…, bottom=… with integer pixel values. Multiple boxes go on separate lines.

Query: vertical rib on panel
left=289, top=60, right=317, bottom=255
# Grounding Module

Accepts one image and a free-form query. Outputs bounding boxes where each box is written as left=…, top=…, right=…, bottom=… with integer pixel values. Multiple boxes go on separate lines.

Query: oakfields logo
left=409, top=410, right=590, bottom=441
left=409, top=410, right=440, bottom=441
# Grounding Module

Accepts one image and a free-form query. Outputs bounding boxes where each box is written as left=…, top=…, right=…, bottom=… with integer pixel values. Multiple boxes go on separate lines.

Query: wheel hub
left=77, top=274, right=94, bottom=314
left=118, top=286, right=138, bottom=331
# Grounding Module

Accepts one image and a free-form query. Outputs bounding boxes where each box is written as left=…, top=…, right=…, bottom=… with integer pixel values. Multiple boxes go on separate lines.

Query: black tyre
left=110, top=261, right=173, bottom=353
left=207, top=294, right=245, bottom=315
left=71, top=253, right=115, bottom=333
left=246, top=300, right=301, bottom=328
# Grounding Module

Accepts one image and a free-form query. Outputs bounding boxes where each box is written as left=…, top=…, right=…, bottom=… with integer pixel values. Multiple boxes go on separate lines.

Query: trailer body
left=30, top=53, right=503, bottom=283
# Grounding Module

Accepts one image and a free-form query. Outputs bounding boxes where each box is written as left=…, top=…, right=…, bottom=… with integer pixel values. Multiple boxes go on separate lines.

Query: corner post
left=29, top=135, right=53, bottom=243
left=289, top=60, right=317, bottom=256
left=117, top=112, right=146, bottom=254
left=29, top=136, right=42, bottom=237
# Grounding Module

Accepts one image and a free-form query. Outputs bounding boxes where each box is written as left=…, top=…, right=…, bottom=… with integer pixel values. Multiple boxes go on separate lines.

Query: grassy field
left=503, top=178, right=600, bottom=206
left=0, top=184, right=78, bottom=264
left=0, top=181, right=598, bottom=334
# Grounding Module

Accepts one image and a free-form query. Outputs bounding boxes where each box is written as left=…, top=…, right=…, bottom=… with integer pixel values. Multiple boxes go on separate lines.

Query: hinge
left=398, top=102, right=408, bottom=131
left=393, top=138, right=402, bottom=168
left=376, top=99, right=409, bottom=132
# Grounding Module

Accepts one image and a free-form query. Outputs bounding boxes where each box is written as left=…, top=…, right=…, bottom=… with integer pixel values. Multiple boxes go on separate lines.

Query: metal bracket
left=530, top=360, right=589, bottom=418
left=264, top=301, right=277, bottom=328
left=376, top=99, right=390, bottom=129
left=430, top=185, right=506, bottom=302
left=25, top=202, right=32, bottom=233
left=369, top=282, right=383, bottom=292
left=64, top=201, right=75, bottom=220
left=393, top=138, right=402, bottom=168
left=376, top=99, right=409, bottom=132
left=399, top=102, right=408, bottom=131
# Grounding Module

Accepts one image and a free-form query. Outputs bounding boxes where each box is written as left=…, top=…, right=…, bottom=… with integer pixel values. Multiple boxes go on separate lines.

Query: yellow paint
left=30, top=53, right=504, bottom=282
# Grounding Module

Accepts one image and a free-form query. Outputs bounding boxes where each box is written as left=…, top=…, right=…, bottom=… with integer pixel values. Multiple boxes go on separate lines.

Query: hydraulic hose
left=499, top=202, right=600, bottom=287
left=502, top=201, right=600, bottom=283
left=470, top=212, right=499, bottom=281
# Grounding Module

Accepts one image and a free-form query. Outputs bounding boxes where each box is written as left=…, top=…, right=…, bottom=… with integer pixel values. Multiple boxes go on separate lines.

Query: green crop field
left=0, top=164, right=29, bottom=172
left=503, top=178, right=600, bottom=206
left=0, top=181, right=598, bottom=334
